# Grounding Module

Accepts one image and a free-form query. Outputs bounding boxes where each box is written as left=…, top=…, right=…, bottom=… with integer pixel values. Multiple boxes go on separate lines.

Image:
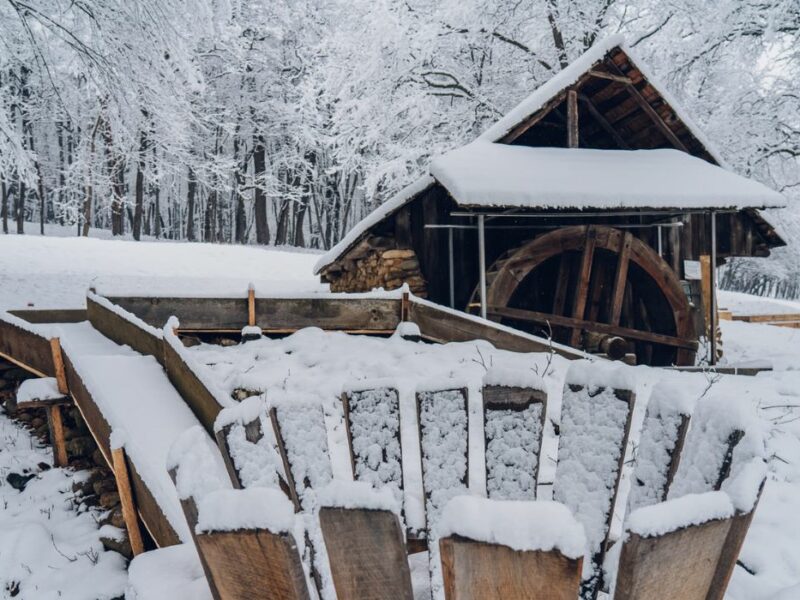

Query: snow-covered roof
left=430, top=144, right=786, bottom=211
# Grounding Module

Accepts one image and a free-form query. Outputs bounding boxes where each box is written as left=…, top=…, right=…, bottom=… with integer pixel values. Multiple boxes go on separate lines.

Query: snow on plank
left=416, top=383, right=470, bottom=600
left=552, top=364, right=635, bottom=600
left=482, top=368, right=547, bottom=501
left=317, top=481, right=412, bottom=600
left=270, top=398, right=333, bottom=511
left=214, top=396, right=288, bottom=494
left=627, top=377, right=699, bottom=512
left=341, top=383, right=404, bottom=506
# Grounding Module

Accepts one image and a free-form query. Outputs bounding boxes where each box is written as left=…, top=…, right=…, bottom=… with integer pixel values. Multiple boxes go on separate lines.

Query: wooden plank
left=439, top=536, right=582, bottom=600
left=407, top=300, right=584, bottom=359
left=107, top=296, right=248, bottom=330
left=319, top=507, right=413, bottom=600
left=196, top=529, right=311, bottom=600
left=610, top=232, right=633, bottom=326
left=112, top=446, right=145, bottom=556
left=7, top=308, right=87, bottom=323
left=614, top=518, right=733, bottom=600
left=732, top=312, right=800, bottom=323
left=482, top=385, right=547, bottom=500
left=256, top=298, right=401, bottom=332
left=87, top=295, right=163, bottom=360
left=567, top=89, right=579, bottom=148
left=706, top=487, right=764, bottom=600
left=488, top=305, right=697, bottom=350
left=47, top=404, right=69, bottom=467
left=0, top=317, right=56, bottom=377
left=48, top=338, right=68, bottom=394
left=551, top=253, right=571, bottom=318
left=569, top=226, right=597, bottom=346
left=162, top=338, right=222, bottom=435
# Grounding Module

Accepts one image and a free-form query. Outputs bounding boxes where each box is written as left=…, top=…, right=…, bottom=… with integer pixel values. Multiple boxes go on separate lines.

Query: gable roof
left=315, top=36, right=784, bottom=274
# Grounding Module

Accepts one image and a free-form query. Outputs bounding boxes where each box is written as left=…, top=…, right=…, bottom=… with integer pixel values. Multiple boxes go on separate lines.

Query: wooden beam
left=578, top=94, right=631, bottom=150
left=606, top=63, right=689, bottom=151
left=569, top=226, right=597, bottom=346
left=610, top=232, right=633, bottom=325
left=111, top=446, right=145, bottom=556
left=700, top=255, right=712, bottom=338
left=247, top=287, right=256, bottom=327
left=588, top=69, right=632, bottom=84
left=567, top=89, right=579, bottom=148
left=401, top=291, right=410, bottom=322
left=49, top=338, right=68, bottom=395
left=551, top=253, right=571, bottom=318
left=488, top=305, right=697, bottom=350
left=47, top=405, right=68, bottom=468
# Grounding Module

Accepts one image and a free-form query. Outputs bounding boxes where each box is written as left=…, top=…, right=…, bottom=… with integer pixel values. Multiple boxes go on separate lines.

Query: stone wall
left=0, top=359, right=134, bottom=558
left=321, top=234, right=427, bottom=297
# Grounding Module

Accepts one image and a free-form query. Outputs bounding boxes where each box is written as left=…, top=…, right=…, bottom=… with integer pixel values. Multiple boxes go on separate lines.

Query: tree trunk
left=28, top=126, right=46, bottom=235
left=1, top=178, right=7, bottom=234
left=232, top=132, right=248, bottom=244
left=186, top=166, right=197, bottom=241
left=253, top=136, right=269, bottom=245
left=16, top=181, right=25, bottom=234
left=103, top=118, right=125, bottom=236
left=83, top=113, right=103, bottom=237
left=133, top=129, right=146, bottom=241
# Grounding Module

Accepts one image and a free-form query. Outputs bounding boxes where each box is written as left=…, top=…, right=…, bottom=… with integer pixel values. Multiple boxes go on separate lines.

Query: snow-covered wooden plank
left=196, top=488, right=311, bottom=600
left=614, top=492, right=735, bottom=600
left=87, top=291, right=163, bottom=359
left=437, top=497, right=585, bottom=600
left=214, top=397, right=289, bottom=497
left=0, top=311, right=56, bottom=378
left=416, top=385, right=470, bottom=533
left=552, top=366, right=635, bottom=600
left=627, top=379, right=696, bottom=512
left=270, top=399, right=333, bottom=511
left=341, top=384, right=404, bottom=506
left=482, top=371, right=547, bottom=501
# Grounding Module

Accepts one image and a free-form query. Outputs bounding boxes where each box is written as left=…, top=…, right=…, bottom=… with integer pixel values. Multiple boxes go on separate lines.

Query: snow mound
left=317, top=480, right=401, bottom=513
left=196, top=488, right=295, bottom=534
left=438, top=496, right=586, bottom=559
left=483, top=367, right=546, bottom=391
left=167, top=426, right=231, bottom=502
left=626, top=491, right=734, bottom=538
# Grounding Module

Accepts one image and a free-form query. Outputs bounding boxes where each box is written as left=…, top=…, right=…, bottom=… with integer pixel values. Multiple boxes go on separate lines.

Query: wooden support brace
left=111, top=446, right=145, bottom=556
left=567, top=89, right=579, bottom=149
left=569, top=226, right=597, bottom=347
left=49, top=337, right=68, bottom=395
left=247, top=286, right=256, bottom=327
left=47, top=404, right=69, bottom=467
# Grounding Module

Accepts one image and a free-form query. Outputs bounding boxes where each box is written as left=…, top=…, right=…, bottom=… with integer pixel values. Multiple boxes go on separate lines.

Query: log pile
left=321, top=235, right=427, bottom=297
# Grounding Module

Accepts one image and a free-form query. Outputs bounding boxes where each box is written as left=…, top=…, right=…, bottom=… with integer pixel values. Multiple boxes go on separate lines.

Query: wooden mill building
left=315, top=36, right=786, bottom=367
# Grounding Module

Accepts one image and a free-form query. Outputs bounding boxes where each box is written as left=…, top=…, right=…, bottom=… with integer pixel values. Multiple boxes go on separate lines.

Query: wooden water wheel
left=471, top=225, right=697, bottom=366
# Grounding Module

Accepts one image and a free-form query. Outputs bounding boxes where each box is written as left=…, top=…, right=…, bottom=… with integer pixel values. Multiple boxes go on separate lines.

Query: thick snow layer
left=316, top=480, right=401, bottom=513
left=484, top=402, right=543, bottom=500
left=0, top=232, right=325, bottom=310
left=627, top=375, right=707, bottom=512
left=438, top=496, right=586, bottom=559
left=126, top=544, right=212, bottom=600
left=483, top=367, right=546, bottom=391
left=564, top=359, right=636, bottom=393
left=16, top=377, right=63, bottom=404
left=214, top=395, right=265, bottom=433
left=669, top=387, right=766, bottom=510
left=0, top=411, right=128, bottom=600
left=314, top=176, right=435, bottom=273
left=196, top=487, right=296, bottom=534
left=431, top=144, right=784, bottom=211
left=626, top=491, right=734, bottom=538
left=345, top=387, right=404, bottom=504
left=166, top=426, right=231, bottom=502
left=553, top=381, right=631, bottom=570
left=225, top=415, right=285, bottom=490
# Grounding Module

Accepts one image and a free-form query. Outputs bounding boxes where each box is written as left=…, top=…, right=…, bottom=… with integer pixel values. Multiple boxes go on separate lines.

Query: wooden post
left=700, top=255, right=712, bottom=339
left=247, top=285, right=256, bottom=327
left=319, top=507, right=413, bottom=600
left=439, top=536, right=582, bottom=600
left=569, top=226, right=597, bottom=347
left=401, top=290, right=410, bottom=322
left=46, top=405, right=68, bottom=467
left=111, top=446, right=145, bottom=556
left=478, top=215, right=487, bottom=320
left=49, top=337, right=68, bottom=394
left=567, top=89, right=579, bottom=148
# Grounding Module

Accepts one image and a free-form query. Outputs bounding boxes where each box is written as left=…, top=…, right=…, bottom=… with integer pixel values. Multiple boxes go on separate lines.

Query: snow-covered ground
left=1, top=232, right=800, bottom=598
left=0, top=224, right=324, bottom=310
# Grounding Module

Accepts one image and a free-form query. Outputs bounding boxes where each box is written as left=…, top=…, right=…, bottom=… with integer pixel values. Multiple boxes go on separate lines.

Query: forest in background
left=0, top=0, right=798, bottom=295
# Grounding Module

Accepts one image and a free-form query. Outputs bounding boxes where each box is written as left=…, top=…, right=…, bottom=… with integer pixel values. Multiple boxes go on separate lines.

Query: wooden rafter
left=588, top=69, right=632, bottom=84
left=578, top=93, right=631, bottom=150
left=567, top=89, right=579, bottom=148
